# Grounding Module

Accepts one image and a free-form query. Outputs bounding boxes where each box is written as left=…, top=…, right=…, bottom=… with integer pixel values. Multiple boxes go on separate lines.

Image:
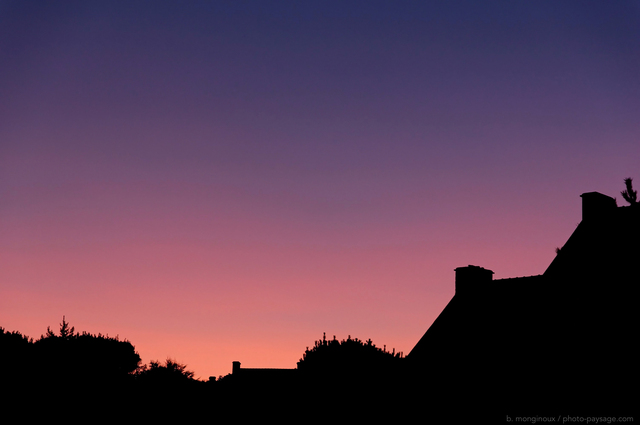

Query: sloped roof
left=405, top=193, right=637, bottom=409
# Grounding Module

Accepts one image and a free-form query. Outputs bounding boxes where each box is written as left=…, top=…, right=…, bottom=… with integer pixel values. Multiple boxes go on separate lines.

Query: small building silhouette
left=230, top=361, right=298, bottom=383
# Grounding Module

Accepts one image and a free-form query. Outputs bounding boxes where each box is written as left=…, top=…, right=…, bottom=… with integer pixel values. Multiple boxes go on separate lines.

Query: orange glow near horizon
left=2, top=2, right=639, bottom=380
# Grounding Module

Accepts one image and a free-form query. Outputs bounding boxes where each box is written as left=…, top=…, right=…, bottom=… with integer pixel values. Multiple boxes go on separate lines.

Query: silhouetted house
left=226, top=191, right=635, bottom=415
left=230, top=361, right=298, bottom=382
left=406, top=191, right=637, bottom=413
left=224, top=361, right=299, bottom=396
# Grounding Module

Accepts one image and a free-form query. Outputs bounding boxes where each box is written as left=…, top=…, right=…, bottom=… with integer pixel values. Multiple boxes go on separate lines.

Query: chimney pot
left=455, top=265, right=494, bottom=294
left=580, top=192, right=616, bottom=222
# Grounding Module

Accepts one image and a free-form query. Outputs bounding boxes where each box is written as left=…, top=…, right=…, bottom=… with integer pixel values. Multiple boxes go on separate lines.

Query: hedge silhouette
left=297, top=332, right=403, bottom=378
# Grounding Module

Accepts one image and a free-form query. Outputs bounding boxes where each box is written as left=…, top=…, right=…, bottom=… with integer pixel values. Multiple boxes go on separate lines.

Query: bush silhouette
left=297, top=333, right=403, bottom=377
left=33, top=317, right=141, bottom=385
left=135, top=358, right=196, bottom=386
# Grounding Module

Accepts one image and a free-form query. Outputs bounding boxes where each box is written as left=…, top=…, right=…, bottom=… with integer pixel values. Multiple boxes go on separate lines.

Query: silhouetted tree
left=297, top=333, right=403, bottom=375
left=34, top=317, right=141, bottom=385
left=0, top=327, right=34, bottom=383
left=621, top=177, right=637, bottom=205
left=135, top=358, right=196, bottom=386
left=0, top=327, right=33, bottom=347
left=293, top=333, right=406, bottom=415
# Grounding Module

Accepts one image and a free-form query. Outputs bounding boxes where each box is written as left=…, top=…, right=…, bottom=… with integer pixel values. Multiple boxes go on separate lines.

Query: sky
left=1, top=1, right=638, bottom=379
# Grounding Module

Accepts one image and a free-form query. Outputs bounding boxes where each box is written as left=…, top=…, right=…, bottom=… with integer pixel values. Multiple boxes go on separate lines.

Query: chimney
left=580, top=192, right=616, bottom=222
left=232, top=361, right=241, bottom=375
left=455, top=265, right=493, bottom=294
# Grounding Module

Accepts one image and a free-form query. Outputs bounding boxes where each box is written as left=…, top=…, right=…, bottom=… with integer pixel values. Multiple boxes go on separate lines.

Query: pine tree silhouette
left=621, top=177, right=637, bottom=205
left=44, top=315, right=75, bottom=340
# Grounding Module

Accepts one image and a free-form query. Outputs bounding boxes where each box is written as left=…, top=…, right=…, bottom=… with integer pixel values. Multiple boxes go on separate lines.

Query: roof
left=404, top=193, right=637, bottom=409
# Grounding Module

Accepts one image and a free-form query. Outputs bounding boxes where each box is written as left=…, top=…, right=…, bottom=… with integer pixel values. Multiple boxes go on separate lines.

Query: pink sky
left=1, top=1, right=639, bottom=379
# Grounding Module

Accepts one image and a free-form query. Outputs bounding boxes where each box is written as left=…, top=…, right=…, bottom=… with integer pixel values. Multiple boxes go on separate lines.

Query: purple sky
left=1, top=1, right=639, bottom=378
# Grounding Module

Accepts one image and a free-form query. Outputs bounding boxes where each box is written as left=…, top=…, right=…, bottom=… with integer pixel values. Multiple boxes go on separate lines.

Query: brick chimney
left=455, top=265, right=494, bottom=294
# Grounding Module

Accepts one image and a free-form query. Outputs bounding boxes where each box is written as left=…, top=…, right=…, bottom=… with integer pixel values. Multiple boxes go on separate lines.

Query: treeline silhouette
left=1, top=318, right=213, bottom=421
left=1, top=319, right=406, bottom=420
left=1, top=318, right=140, bottom=387
left=4, top=180, right=636, bottom=421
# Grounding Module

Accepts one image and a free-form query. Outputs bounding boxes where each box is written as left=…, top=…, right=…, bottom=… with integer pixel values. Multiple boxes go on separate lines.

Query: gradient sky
left=1, top=1, right=639, bottom=379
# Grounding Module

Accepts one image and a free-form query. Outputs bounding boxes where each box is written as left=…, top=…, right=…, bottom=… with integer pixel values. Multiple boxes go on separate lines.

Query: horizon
left=1, top=1, right=639, bottom=380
